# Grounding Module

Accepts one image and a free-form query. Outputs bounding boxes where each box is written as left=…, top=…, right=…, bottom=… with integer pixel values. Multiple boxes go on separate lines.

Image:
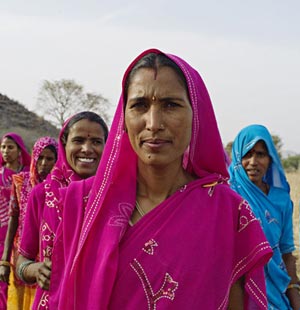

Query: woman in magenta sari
left=16, top=111, right=108, bottom=310
left=0, top=136, right=58, bottom=310
left=0, top=133, right=31, bottom=309
left=57, top=49, right=273, bottom=309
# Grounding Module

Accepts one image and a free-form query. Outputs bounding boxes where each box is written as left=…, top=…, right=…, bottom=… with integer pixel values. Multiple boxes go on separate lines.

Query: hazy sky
left=1, top=0, right=299, bottom=153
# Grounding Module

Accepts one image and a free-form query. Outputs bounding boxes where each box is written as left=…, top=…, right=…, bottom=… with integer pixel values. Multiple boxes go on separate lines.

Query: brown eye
left=256, top=151, right=268, bottom=158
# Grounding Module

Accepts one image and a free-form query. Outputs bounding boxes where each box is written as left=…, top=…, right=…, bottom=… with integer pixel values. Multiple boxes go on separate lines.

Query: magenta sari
left=57, top=49, right=272, bottom=309
left=0, top=133, right=31, bottom=309
left=19, top=122, right=81, bottom=310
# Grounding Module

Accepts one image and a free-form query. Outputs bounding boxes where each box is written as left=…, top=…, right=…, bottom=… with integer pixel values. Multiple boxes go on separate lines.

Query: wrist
left=287, top=283, right=300, bottom=293
left=17, top=260, right=35, bottom=283
left=0, top=260, right=11, bottom=268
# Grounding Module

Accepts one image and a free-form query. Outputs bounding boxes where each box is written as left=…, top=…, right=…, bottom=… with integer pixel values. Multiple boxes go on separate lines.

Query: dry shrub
left=286, top=171, right=300, bottom=276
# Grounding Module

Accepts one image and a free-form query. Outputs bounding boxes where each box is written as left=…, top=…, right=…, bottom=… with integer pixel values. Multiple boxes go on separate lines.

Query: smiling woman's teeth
left=78, top=158, right=94, bottom=163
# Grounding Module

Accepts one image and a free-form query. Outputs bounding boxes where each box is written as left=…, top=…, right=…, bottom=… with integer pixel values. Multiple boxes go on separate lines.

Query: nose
left=40, top=158, right=47, bottom=166
left=248, top=154, right=258, bottom=165
left=81, top=142, right=93, bottom=153
left=145, top=106, right=164, bottom=132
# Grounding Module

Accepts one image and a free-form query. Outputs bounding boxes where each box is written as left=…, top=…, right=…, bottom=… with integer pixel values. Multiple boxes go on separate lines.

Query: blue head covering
left=229, top=124, right=293, bottom=306
left=229, top=124, right=289, bottom=194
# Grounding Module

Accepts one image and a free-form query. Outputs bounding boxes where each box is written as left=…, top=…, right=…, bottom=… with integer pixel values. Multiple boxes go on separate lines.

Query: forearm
left=283, top=252, right=300, bottom=309
left=228, top=277, right=244, bottom=310
left=1, top=216, right=19, bottom=261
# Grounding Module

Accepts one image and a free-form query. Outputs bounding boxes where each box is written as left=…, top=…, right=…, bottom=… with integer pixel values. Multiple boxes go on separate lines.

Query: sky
left=1, top=0, right=299, bottom=153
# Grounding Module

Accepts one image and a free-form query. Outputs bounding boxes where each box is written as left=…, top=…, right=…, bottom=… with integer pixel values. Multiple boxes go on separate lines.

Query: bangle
left=287, top=283, right=300, bottom=291
left=0, top=261, right=11, bottom=267
left=17, top=260, right=35, bottom=283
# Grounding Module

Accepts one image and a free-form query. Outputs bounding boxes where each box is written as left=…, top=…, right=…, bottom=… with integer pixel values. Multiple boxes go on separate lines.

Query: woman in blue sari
left=229, top=124, right=300, bottom=310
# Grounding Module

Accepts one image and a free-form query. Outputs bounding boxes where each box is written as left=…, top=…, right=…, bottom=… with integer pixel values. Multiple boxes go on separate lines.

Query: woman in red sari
left=0, top=136, right=58, bottom=310
left=57, top=49, right=273, bottom=309
left=16, top=111, right=108, bottom=310
left=0, top=133, right=31, bottom=309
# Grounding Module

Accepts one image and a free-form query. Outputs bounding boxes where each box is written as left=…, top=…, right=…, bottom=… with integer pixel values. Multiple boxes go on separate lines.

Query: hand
left=0, top=265, right=10, bottom=284
left=36, top=259, right=52, bottom=290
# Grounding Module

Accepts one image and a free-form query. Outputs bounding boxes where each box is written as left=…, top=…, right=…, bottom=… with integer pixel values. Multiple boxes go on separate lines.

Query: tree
left=271, top=134, right=283, bottom=159
left=282, top=155, right=300, bottom=172
left=36, top=79, right=111, bottom=127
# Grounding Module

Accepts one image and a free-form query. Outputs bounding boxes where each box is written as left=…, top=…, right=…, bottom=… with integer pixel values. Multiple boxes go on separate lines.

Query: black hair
left=124, top=53, right=188, bottom=104
left=4, top=135, right=20, bottom=150
left=61, top=111, right=109, bottom=145
left=44, top=144, right=58, bottom=162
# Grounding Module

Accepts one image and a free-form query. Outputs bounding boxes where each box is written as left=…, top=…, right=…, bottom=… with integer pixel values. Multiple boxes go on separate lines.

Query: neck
left=5, top=161, right=21, bottom=172
left=256, top=181, right=269, bottom=195
left=136, top=161, right=195, bottom=208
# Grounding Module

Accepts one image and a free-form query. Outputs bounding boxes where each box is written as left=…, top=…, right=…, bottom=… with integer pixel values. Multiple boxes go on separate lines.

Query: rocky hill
left=0, top=93, right=59, bottom=151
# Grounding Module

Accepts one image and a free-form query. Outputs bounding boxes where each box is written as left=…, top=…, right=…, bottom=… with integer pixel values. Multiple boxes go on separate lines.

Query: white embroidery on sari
left=238, top=200, right=258, bottom=232
left=108, top=202, right=133, bottom=239
left=142, top=239, right=158, bottom=255
left=130, top=258, right=178, bottom=310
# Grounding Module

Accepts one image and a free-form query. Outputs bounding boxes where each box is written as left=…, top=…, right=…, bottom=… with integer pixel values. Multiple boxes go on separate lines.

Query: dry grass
left=286, top=171, right=300, bottom=276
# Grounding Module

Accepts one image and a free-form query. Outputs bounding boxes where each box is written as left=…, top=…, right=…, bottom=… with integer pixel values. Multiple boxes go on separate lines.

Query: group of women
left=0, top=111, right=109, bottom=309
left=0, top=48, right=298, bottom=309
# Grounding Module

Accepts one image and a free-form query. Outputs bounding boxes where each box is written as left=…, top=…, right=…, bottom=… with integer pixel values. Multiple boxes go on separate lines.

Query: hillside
left=0, top=93, right=59, bottom=150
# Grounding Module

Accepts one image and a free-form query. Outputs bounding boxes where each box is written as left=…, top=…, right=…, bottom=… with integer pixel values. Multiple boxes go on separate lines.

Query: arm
left=0, top=215, right=19, bottom=283
left=228, top=277, right=244, bottom=310
left=283, top=252, right=300, bottom=310
left=0, top=180, right=20, bottom=283
left=17, top=184, right=51, bottom=290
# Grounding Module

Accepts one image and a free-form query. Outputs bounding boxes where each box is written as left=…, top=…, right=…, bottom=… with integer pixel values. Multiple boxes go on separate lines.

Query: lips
left=142, top=138, right=171, bottom=150
left=246, top=169, right=260, bottom=176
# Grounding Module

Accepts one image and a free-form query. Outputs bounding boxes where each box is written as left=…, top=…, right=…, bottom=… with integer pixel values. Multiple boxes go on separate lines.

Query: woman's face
left=65, top=119, right=106, bottom=179
left=0, top=137, right=20, bottom=166
left=36, top=147, right=57, bottom=181
left=242, top=140, right=271, bottom=186
left=125, top=66, right=193, bottom=167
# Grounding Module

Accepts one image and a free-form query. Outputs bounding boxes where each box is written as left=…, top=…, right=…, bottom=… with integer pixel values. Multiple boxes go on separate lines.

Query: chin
left=78, top=170, right=97, bottom=179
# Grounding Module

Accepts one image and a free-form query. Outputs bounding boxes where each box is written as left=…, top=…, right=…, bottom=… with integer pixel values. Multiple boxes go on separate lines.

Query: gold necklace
left=135, top=200, right=146, bottom=217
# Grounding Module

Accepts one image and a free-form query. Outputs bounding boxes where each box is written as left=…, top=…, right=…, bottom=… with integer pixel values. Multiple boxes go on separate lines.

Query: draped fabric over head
left=229, top=124, right=291, bottom=233
left=7, top=137, right=58, bottom=309
left=0, top=132, right=31, bottom=168
left=43, top=115, right=83, bottom=222
left=58, top=49, right=271, bottom=309
left=29, top=136, right=58, bottom=186
left=229, top=124, right=293, bottom=306
left=0, top=132, right=31, bottom=227
left=229, top=124, right=289, bottom=193
left=0, top=133, right=31, bottom=308
left=10, top=136, right=58, bottom=250
left=19, top=115, right=85, bottom=310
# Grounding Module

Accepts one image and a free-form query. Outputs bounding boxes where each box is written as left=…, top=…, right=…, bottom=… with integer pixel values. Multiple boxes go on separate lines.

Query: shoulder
left=269, top=185, right=290, bottom=198
left=30, top=182, right=46, bottom=198
left=66, top=176, right=94, bottom=194
left=188, top=179, right=245, bottom=212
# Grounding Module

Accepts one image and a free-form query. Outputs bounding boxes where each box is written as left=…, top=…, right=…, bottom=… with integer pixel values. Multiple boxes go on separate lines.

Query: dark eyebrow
left=128, top=96, right=185, bottom=102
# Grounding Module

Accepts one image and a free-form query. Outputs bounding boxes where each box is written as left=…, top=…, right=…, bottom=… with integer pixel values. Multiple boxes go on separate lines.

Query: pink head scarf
left=29, top=136, right=58, bottom=186
left=0, top=132, right=31, bottom=168
left=58, top=49, right=240, bottom=308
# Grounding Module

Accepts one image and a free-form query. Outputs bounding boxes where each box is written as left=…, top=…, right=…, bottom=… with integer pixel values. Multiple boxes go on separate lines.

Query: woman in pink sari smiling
left=0, top=133, right=31, bottom=309
left=57, top=49, right=273, bottom=309
left=15, top=112, right=108, bottom=310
